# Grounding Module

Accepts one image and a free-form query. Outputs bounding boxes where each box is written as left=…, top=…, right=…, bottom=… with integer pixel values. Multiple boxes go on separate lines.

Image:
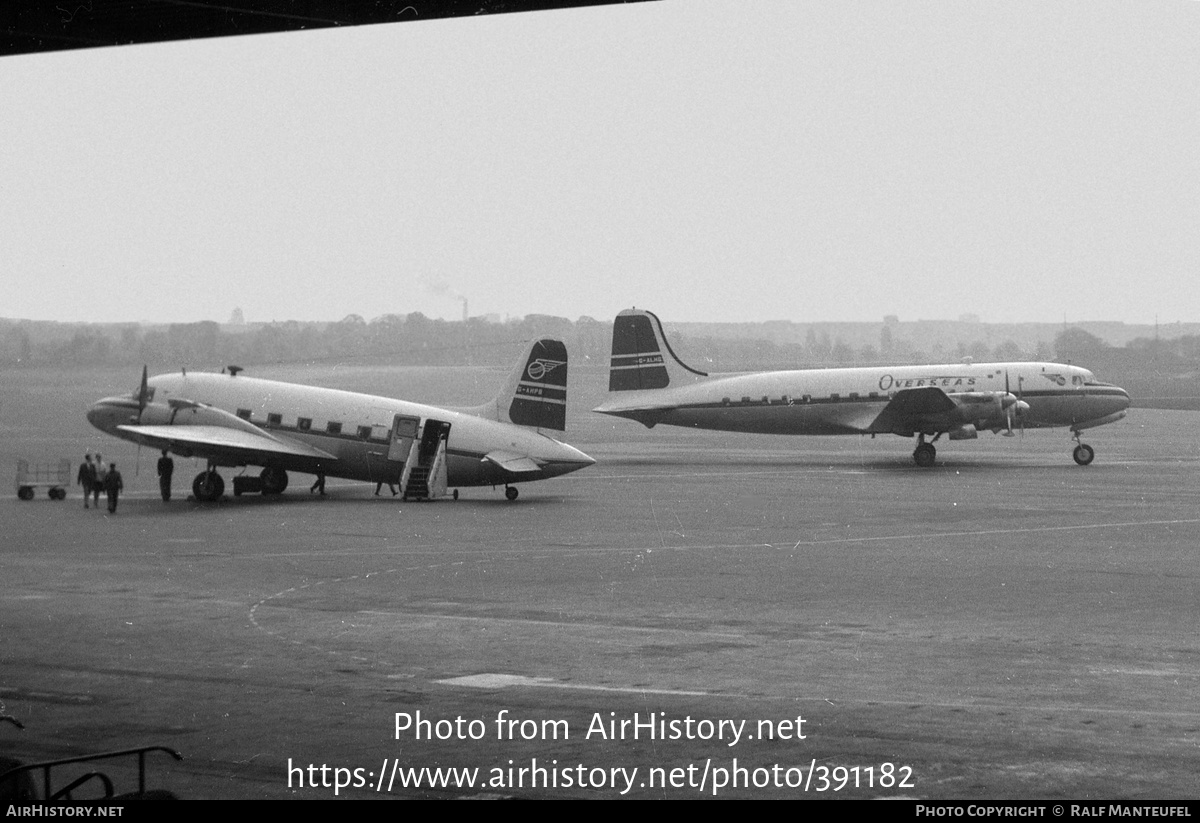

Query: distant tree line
left=1, top=316, right=1196, bottom=388
left=0, top=314, right=603, bottom=371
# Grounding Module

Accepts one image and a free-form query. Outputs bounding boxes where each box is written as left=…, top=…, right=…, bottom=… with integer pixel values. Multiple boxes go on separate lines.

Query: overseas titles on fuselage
left=878, top=374, right=979, bottom=391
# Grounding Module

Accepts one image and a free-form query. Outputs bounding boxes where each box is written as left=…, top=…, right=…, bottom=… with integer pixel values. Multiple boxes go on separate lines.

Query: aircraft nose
left=1079, top=381, right=1131, bottom=426
left=87, top=400, right=113, bottom=432
left=87, top=396, right=138, bottom=433
left=1102, top=384, right=1131, bottom=413
left=1084, top=381, right=1131, bottom=411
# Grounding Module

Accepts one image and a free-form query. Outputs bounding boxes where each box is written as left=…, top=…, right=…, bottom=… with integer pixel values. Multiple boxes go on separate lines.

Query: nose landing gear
left=1071, top=430, right=1095, bottom=466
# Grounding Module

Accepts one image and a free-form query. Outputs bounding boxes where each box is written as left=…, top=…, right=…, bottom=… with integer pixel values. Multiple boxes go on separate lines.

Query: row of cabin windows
left=720, top=391, right=882, bottom=406
left=236, top=409, right=379, bottom=440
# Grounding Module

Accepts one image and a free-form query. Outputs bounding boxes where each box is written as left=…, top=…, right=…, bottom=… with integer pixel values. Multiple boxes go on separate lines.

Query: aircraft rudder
left=506, top=337, right=568, bottom=431
left=608, top=308, right=706, bottom=392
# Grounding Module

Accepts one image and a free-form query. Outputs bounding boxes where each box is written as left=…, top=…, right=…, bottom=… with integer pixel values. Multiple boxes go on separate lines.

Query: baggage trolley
left=15, top=459, right=71, bottom=501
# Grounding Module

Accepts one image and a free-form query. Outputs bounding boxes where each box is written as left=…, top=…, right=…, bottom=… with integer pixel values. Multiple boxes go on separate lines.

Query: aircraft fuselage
left=88, top=372, right=593, bottom=488
left=598, top=361, right=1130, bottom=437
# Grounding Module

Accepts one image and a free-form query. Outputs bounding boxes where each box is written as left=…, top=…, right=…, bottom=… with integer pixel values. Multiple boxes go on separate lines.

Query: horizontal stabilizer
left=482, top=450, right=545, bottom=475
left=116, top=424, right=336, bottom=460
left=591, top=401, right=673, bottom=428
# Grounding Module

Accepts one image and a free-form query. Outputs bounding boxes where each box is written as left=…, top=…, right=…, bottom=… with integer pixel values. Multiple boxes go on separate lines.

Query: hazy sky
left=3, top=1, right=1198, bottom=326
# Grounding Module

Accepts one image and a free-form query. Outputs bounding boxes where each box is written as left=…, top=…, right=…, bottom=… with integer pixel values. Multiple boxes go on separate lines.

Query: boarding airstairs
left=1, top=716, right=182, bottom=802
left=391, top=416, right=451, bottom=501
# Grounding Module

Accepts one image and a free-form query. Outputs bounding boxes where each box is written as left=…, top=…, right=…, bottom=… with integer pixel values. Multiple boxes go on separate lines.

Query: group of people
left=75, top=450, right=175, bottom=513
left=75, top=453, right=122, bottom=513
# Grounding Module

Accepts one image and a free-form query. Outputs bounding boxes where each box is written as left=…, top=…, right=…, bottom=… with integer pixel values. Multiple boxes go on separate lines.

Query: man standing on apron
left=104, top=463, right=124, bottom=514
left=157, top=450, right=174, bottom=502
left=76, top=454, right=96, bottom=509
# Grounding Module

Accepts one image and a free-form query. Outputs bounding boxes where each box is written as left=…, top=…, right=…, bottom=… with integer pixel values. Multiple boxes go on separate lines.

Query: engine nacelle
left=140, top=398, right=267, bottom=437
left=950, top=391, right=1023, bottom=430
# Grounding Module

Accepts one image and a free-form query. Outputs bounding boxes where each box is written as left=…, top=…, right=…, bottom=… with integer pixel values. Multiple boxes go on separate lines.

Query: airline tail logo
left=609, top=313, right=670, bottom=391
left=527, top=358, right=566, bottom=381
left=509, top=340, right=568, bottom=430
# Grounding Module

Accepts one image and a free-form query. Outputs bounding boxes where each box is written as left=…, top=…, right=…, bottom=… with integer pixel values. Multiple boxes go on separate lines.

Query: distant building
left=229, top=307, right=245, bottom=325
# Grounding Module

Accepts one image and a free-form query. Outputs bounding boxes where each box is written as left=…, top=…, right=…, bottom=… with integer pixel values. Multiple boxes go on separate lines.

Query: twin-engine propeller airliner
left=87, top=338, right=594, bottom=502
left=594, top=309, right=1131, bottom=467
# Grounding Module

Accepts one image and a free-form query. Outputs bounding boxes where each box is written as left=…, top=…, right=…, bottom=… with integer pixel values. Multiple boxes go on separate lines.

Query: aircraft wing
left=482, top=450, right=546, bottom=475
left=116, top=425, right=336, bottom=461
left=866, top=387, right=959, bottom=435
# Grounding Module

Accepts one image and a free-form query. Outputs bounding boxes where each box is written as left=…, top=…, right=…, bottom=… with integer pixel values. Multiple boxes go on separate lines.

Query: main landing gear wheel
left=452, top=489, right=459, bottom=500
left=913, top=443, right=936, bottom=468
left=1073, top=443, right=1095, bottom=466
left=17, top=486, right=34, bottom=501
left=193, top=470, right=225, bottom=502
left=260, top=466, right=288, bottom=495
left=505, top=486, right=519, bottom=501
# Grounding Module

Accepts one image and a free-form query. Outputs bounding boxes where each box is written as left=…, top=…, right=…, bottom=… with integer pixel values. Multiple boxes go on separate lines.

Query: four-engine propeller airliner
left=594, top=309, right=1131, bottom=467
left=87, top=338, right=594, bottom=502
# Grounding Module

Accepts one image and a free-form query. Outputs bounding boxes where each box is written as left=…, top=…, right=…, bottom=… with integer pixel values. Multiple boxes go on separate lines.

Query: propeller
left=1016, top=374, right=1027, bottom=437
left=135, top=365, right=151, bottom=474
left=1002, top=371, right=1016, bottom=436
left=1000, top=371, right=1030, bottom=437
left=999, top=371, right=1030, bottom=437
left=136, top=364, right=150, bottom=422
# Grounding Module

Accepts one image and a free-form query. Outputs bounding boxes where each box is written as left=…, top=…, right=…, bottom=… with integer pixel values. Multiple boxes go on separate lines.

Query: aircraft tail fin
left=608, top=308, right=708, bottom=392
left=472, top=338, right=569, bottom=431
